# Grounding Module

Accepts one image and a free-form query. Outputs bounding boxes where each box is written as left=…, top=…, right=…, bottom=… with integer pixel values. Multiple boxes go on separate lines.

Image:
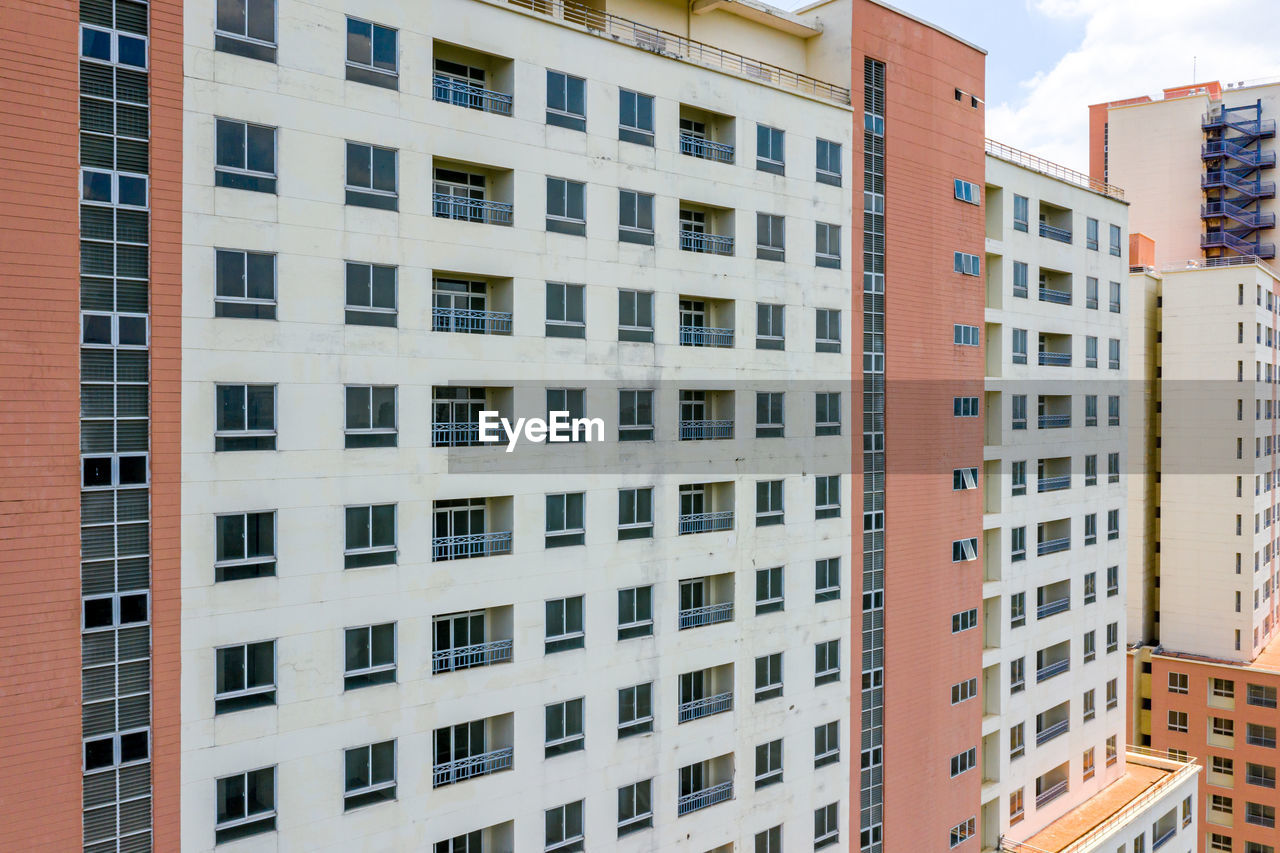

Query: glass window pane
left=347, top=143, right=370, bottom=189
left=371, top=266, right=396, bottom=309
left=371, top=504, right=395, bottom=546
left=216, top=120, right=244, bottom=170
left=346, top=506, right=368, bottom=550
left=345, top=628, right=369, bottom=671
left=371, top=623, right=394, bottom=665
left=372, top=147, right=397, bottom=193
left=246, top=0, right=275, bottom=42
left=347, top=386, right=370, bottom=430
left=372, top=27, right=397, bottom=72
left=346, top=17, right=372, bottom=65
left=246, top=124, right=274, bottom=174
left=217, top=0, right=247, bottom=35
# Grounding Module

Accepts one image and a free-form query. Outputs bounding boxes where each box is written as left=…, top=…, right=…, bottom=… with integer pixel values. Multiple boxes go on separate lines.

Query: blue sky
left=782, top=0, right=1280, bottom=172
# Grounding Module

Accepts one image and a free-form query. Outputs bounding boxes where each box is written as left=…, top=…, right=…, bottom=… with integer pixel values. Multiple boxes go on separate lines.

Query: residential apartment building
left=1090, top=80, right=1280, bottom=268
left=984, top=145, right=1200, bottom=853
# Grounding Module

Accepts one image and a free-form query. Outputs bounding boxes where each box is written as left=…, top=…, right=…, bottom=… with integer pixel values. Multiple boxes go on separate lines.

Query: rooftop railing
left=986, top=138, right=1125, bottom=200
left=495, top=0, right=850, bottom=104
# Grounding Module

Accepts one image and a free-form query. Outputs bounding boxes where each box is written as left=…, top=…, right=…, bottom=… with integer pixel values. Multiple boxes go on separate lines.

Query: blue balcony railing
left=1038, top=415, right=1071, bottom=429
left=679, top=325, right=734, bottom=347
left=432, top=75, right=514, bottom=116
left=680, top=230, right=734, bottom=255
left=1037, top=598, right=1070, bottom=620
left=1038, top=351, right=1071, bottom=366
left=678, top=602, right=734, bottom=630
left=1039, top=223, right=1072, bottom=243
left=677, top=780, right=733, bottom=816
left=1037, top=475, right=1070, bottom=492
left=679, top=132, right=735, bottom=163
left=679, top=420, right=733, bottom=440
left=432, top=307, right=512, bottom=335
left=1037, top=537, right=1070, bottom=556
left=1035, top=719, right=1070, bottom=745
left=432, top=747, right=513, bottom=787
left=1036, top=658, right=1070, bottom=683
left=1035, top=779, right=1069, bottom=808
left=432, top=531, right=512, bottom=561
left=1038, top=286, right=1072, bottom=305
left=679, top=511, right=734, bottom=535
left=432, top=639, right=513, bottom=674
left=678, top=691, right=733, bottom=723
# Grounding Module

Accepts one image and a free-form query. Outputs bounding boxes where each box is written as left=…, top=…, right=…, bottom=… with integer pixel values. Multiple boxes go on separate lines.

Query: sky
left=779, top=0, right=1280, bottom=173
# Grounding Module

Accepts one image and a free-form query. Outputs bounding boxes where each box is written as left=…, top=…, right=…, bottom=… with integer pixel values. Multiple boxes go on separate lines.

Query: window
left=816, top=393, right=841, bottom=436
left=618, top=290, right=654, bottom=342
left=1009, top=326, right=1028, bottom=364
left=954, top=324, right=979, bottom=346
left=546, top=492, right=585, bottom=548
left=1246, top=803, right=1276, bottom=828
left=618, top=682, right=653, bottom=737
left=1107, top=621, right=1119, bottom=652
left=215, top=0, right=276, bottom=60
left=546, top=177, right=586, bottom=235
left=1083, top=688, right=1096, bottom=721
left=214, top=118, right=276, bottom=193
left=756, top=566, right=784, bottom=613
left=344, top=740, right=396, bottom=810
left=1085, top=394, right=1097, bottom=426
left=546, top=596, right=585, bottom=652
left=952, top=608, right=978, bottom=633
left=1012, top=461, right=1027, bottom=495
left=1168, top=710, right=1188, bottom=732
left=816, top=308, right=841, bottom=352
left=1249, top=683, right=1279, bottom=708
left=1084, top=572, right=1096, bottom=604
left=215, top=766, right=276, bottom=844
left=1013, top=261, right=1028, bottom=297
left=1013, top=195, right=1028, bottom=231
left=815, top=803, right=839, bottom=849
left=1107, top=735, right=1118, bottom=765
left=757, top=303, right=785, bottom=350
left=755, top=739, right=783, bottom=788
left=1086, top=217, right=1099, bottom=250
left=1212, top=794, right=1234, bottom=815
left=546, top=388, right=586, bottom=435
left=952, top=677, right=977, bottom=704
left=1086, top=276, right=1099, bottom=309
left=756, top=124, right=784, bottom=174
left=1213, top=716, right=1235, bottom=738
left=816, top=138, right=841, bottom=184
left=345, top=386, right=397, bottom=448
left=815, top=721, right=839, bottom=768
left=1108, top=509, right=1120, bottom=540
left=954, top=252, right=980, bottom=276
left=215, top=249, right=276, bottom=319
left=1108, top=452, right=1120, bottom=483
left=345, top=261, right=397, bottom=327
left=815, top=475, right=840, bottom=519
left=755, top=652, right=783, bottom=701
left=618, top=190, right=654, bottom=244
left=1109, top=338, right=1121, bottom=370
left=815, top=639, right=840, bottom=685
left=950, top=747, right=977, bottom=777
left=215, top=511, right=276, bottom=581
left=1209, top=834, right=1231, bottom=852
left=617, top=779, right=653, bottom=837
left=1010, top=592, right=1025, bottom=627
left=756, top=479, right=784, bottom=526
left=1085, top=336, right=1097, bottom=368
left=952, top=467, right=978, bottom=491
left=1010, top=788, right=1025, bottom=824
left=1082, top=747, right=1095, bottom=780
left=1168, top=672, right=1188, bottom=693
left=1110, top=280, right=1122, bottom=313
left=345, top=17, right=397, bottom=88
left=545, top=800, right=585, bottom=852
left=1110, top=223, right=1122, bottom=256
left=546, top=70, right=586, bottom=131
left=215, top=641, right=275, bottom=713
left=215, top=383, right=276, bottom=451
left=953, top=538, right=978, bottom=562
left=1107, top=565, right=1119, bottom=596
left=1010, top=722, right=1025, bottom=758
left=344, top=623, right=396, bottom=689
left=344, top=504, right=396, bottom=568
left=756, top=826, right=783, bottom=852
left=1085, top=513, right=1097, bottom=546
left=344, top=142, right=397, bottom=210
left=1010, top=658, right=1025, bottom=693
left=1248, top=723, right=1277, bottom=747
left=545, top=698, right=585, bottom=757
left=949, top=817, right=976, bottom=849
left=756, top=213, right=786, bottom=261
left=1085, top=631, right=1097, bottom=664
left=816, top=557, right=840, bottom=602
left=617, top=486, right=653, bottom=539
left=1011, top=527, right=1026, bottom=562
left=816, top=222, right=841, bottom=268
left=1248, top=763, right=1277, bottom=788
left=618, top=89, right=654, bottom=145
left=617, top=586, right=653, bottom=639
left=545, top=282, right=585, bottom=337
left=954, top=179, right=980, bottom=204
left=954, top=396, right=979, bottom=417
left=756, top=392, right=785, bottom=437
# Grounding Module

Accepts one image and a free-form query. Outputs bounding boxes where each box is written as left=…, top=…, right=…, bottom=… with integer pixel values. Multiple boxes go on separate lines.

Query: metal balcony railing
left=986, top=138, right=1124, bottom=199
left=680, top=132, right=735, bottom=163
left=677, top=780, right=733, bottom=816
left=432, top=531, right=513, bottom=561
left=1152, top=825, right=1177, bottom=849
left=1037, top=475, right=1070, bottom=492
left=1201, top=199, right=1277, bottom=228
left=1039, top=223, right=1073, bottom=243
left=1201, top=139, right=1277, bottom=167
left=433, top=307, right=513, bottom=335
left=432, top=747, right=514, bottom=787
left=432, top=422, right=482, bottom=447
left=432, top=639, right=513, bottom=674
left=1037, top=536, right=1070, bottom=555
left=679, top=325, right=734, bottom=347
left=1038, top=352, right=1071, bottom=366
left=680, top=230, right=734, bottom=255
left=678, top=691, right=733, bottom=722
left=432, top=193, right=514, bottom=225
left=1036, top=719, right=1070, bottom=746
left=1037, top=598, right=1070, bottom=620
left=1035, top=779, right=1069, bottom=808
left=1038, top=414, right=1070, bottom=429
left=1202, top=110, right=1277, bottom=137
left=432, top=75, right=514, bottom=115
left=1201, top=171, right=1277, bottom=197
left=1038, top=286, right=1072, bottom=305
left=1201, top=230, right=1277, bottom=258
left=1036, top=658, right=1070, bottom=682
left=679, top=511, right=734, bottom=535
left=678, top=602, right=733, bottom=630
left=679, top=419, right=733, bottom=440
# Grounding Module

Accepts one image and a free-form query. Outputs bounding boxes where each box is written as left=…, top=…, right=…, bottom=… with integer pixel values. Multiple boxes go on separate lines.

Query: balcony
left=1035, top=779, right=1069, bottom=809
left=679, top=602, right=733, bottom=629
left=680, top=132, right=735, bottom=163
left=1038, top=332, right=1071, bottom=366
left=679, top=510, right=733, bottom=534
left=433, top=194, right=512, bottom=225
left=679, top=663, right=733, bottom=723
left=677, top=780, right=733, bottom=816
left=1038, top=394, right=1071, bottom=430
left=432, top=307, right=512, bottom=335
left=679, top=389, right=734, bottom=440
left=433, top=162, right=513, bottom=226
left=432, top=639, right=513, bottom=674
left=1038, top=201, right=1073, bottom=243
left=432, top=497, right=513, bottom=561
left=1036, top=702, right=1071, bottom=746
left=1036, top=642, right=1071, bottom=683
left=679, top=201, right=734, bottom=255
left=1039, top=223, right=1072, bottom=243
left=432, top=531, right=511, bottom=560
left=679, top=325, right=732, bottom=346
left=1037, top=475, right=1070, bottom=492
left=1037, top=517, right=1071, bottom=556
left=432, top=747, right=513, bottom=787
left=431, top=275, right=513, bottom=336
left=678, top=690, right=732, bottom=723
left=679, top=105, right=736, bottom=162
left=1037, top=456, right=1070, bottom=493
left=679, top=295, right=735, bottom=347
left=680, top=420, right=733, bottom=440
left=433, top=76, right=512, bottom=115
left=1036, top=719, right=1070, bottom=746
left=1037, top=596, right=1070, bottom=620
left=1037, top=537, right=1070, bottom=556
left=432, top=386, right=513, bottom=447
left=432, top=44, right=514, bottom=116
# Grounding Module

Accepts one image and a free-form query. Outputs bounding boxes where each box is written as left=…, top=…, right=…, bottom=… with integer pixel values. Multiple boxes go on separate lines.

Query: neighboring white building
left=180, top=0, right=853, bottom=850
left=982, top=146, right=1199, bottom=853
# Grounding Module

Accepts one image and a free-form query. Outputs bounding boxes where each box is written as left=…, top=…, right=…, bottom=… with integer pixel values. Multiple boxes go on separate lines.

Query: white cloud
left=988, top=0, right=1280, bottom=171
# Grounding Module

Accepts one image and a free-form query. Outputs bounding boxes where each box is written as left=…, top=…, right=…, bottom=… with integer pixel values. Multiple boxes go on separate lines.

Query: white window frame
left=344, top=503, right=397, bottom=564
left=214, top=118, right=277, bottom=179
left=343, top=740, right=397, bottom=805
left=215, top=0, right=278, bottom=47
left=344, top=622, right=397, bottom=684
left=80, top=23, right=148, bottom=69
left=344, top=16, right=399, bottom=77
left=214, top=639, right=276, bottom=708
left=81, top=167, right=149, bottom=210
left=953, top=179, right=980, bottom=204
